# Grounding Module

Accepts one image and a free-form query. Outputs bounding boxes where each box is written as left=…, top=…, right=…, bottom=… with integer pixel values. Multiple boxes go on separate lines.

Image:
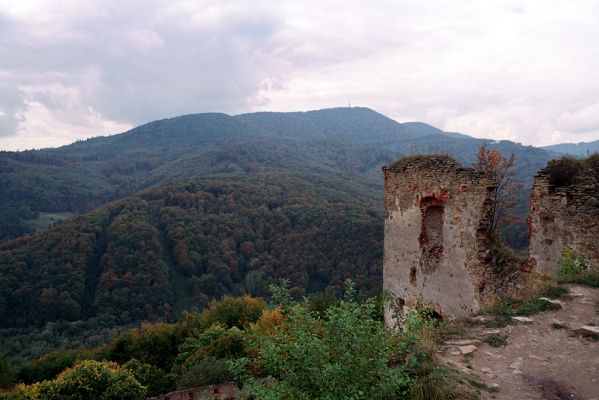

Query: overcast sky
left=1, top=0, right=598, bottom=150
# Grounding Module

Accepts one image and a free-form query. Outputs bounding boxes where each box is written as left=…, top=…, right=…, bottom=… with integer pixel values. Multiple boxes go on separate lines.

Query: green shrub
left=17, top=350, right=78, bottom=384
left=176, top=323, right=245, bottom=367
left=306, top=292, right=339, bottom=319
left=557, top=246, right=590, bottom=277
left=18, top=360, right=146, bottom=400
left=200, top=295, right=266, bottom=330
left=176, top=356, right=233, bottom=389
left=237, top=296, right=410, bottom=399
left=107, top=322, right=182, bottom=370
left=481, top=293, right=559, bottom=326
left=556, top=246, right=599, bottom=288
left=123, top=359, right=174, bottom=397
left=483, top=334, right=507, bottom=347
left=393, top=303, right=463, bottom=400
left=546, top=157, right=582, bottom=188
left=545, top=153, right=599, bottom=188
left=514, top=298, right=557, bottom=316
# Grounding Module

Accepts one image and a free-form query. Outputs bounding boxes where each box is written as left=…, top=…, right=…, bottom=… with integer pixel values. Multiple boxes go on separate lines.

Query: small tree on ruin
left=473, top=145, right=523, bottom=237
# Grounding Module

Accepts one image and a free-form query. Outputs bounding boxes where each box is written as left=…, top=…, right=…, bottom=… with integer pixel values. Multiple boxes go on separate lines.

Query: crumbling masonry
left=529, top=165, right=599, bottom=274
left=382, top=156, right=532, bottom=320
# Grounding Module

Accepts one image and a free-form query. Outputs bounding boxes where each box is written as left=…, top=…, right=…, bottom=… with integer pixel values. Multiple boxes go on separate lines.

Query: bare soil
left=440, top=284, right=599, bottom=400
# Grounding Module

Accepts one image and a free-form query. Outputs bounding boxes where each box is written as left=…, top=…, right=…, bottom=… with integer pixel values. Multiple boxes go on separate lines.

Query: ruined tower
left=529, top=160, right=599, bottom=273
left=382, top=155, right=528, bottom=320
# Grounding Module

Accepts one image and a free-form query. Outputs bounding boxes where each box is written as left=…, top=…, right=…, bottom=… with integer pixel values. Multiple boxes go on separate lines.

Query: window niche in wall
left=419, top=197, right=444, bottom=273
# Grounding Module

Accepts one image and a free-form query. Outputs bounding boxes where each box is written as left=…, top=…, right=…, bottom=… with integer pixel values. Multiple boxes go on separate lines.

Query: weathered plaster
left=383, top=156, right=530, bottom=322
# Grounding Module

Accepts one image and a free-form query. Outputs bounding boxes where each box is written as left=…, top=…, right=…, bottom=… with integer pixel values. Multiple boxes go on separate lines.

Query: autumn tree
left=473, top=145, right=522, bottom=237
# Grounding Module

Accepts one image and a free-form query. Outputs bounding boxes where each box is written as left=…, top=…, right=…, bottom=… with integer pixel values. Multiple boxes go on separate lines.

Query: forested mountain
left=0, top=107, right=559, bottom=360
left=0, top=107, right=555, bottom=241
left=0, top=174, right=382, bottom=360
left=542, top=139, right=599, bottom=156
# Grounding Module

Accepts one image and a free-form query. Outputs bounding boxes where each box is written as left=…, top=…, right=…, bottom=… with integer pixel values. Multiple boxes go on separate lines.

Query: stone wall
left=529, top=167, right=599, bottom=274
left=383, top=156, right=530, bottom=321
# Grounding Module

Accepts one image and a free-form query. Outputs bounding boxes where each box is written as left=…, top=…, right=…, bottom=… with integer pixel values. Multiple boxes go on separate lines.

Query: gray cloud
left=1, top=0, right=598, bottom=150
left=0, top=81, right=24, bottom=136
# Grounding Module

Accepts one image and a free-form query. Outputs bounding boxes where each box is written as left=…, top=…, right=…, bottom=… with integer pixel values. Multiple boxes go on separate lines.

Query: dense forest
left=0, top=107, right=559, bottom=362
left=0, top=174, right=382, bottom=361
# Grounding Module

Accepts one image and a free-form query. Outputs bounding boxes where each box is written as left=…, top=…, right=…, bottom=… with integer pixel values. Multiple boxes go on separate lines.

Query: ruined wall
left=529, top=168, right=599, bottom=274
left=383, top=156, right=529, bottom=321
left=146, top=383, right=237, bottom=400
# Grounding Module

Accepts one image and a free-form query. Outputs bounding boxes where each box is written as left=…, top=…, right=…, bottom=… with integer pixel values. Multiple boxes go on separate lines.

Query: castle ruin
left=382, top=155, right=531, bottom=320
left=529, top=161, right=599, bottom=273
left=383, top=154, right=599, bottom=322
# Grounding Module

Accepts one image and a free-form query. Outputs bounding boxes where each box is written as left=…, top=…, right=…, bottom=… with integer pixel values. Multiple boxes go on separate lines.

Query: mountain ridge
left=542, top=139, right=599, bottom=156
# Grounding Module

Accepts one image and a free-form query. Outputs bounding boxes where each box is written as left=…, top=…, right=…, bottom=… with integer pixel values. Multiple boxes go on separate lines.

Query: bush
left=18, top=360, right=146, bottom=400
left=483, top=334, right=507, bottom=347
left=546, top=153, right=599, bottom=188
left=123, top=359, right=174, bottom=397
left=189, top=295, right=266, bottom=332
left=546, top=157, right=582, bottom=188
left=176, top=356, right=233, bottom=389
left=557, top=246, right=590, bottom=277
left=177, top=323, right=245, bottom=365
left=556, top=246, right=599, bottom=288
left=237, top=296, right=410, bottom=399
left=17, top=350, right=78, bottom=384
left=107, top=322, right=182, bottom=370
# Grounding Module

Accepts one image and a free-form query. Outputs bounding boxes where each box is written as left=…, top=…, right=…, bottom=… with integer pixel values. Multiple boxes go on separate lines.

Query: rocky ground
left=440, top=284, right=599, bottom=400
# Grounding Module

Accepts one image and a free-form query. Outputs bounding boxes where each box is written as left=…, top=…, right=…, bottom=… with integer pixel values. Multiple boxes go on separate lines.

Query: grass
left=514, top=298, right=559, bottom=316
left=483, top=334, right=507, bottom=347
left=436, top=317, right=478, bottom=342
left=400, top=311, right=482, bottom=400
left=557, top=271, right=599, bottom=288
left=479, top=290, right=563, bottom=327
left=536, top=282, right=569, bottom=298
left=409, top=366, right=478, bottom=400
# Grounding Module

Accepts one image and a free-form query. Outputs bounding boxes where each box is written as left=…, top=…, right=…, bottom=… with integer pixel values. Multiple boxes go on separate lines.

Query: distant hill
left=542, top=140, right=599, bottom=156
left=0, top=107, right=556, bottom=242
left=399, top=122, right=473, bottom=139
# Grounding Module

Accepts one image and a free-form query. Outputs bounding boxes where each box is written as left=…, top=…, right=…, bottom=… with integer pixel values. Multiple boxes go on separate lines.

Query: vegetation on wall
left=545, top=153, right=599, bottom=188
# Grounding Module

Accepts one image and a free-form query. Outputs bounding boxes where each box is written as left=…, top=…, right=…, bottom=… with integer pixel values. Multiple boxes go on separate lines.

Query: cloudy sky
left=1, top=0, right=598, bottom=150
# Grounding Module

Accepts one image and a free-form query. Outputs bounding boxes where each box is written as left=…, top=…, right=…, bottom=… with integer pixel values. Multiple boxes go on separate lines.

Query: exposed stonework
left=529, top=166, right=599, bottom=274
left=383, top=155, right=530, bottom=321
left=146, top=382, right=237, bottom=400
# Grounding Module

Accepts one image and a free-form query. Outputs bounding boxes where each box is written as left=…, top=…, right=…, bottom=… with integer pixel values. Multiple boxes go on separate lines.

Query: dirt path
left=440, top=284, right=599, bottom=400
